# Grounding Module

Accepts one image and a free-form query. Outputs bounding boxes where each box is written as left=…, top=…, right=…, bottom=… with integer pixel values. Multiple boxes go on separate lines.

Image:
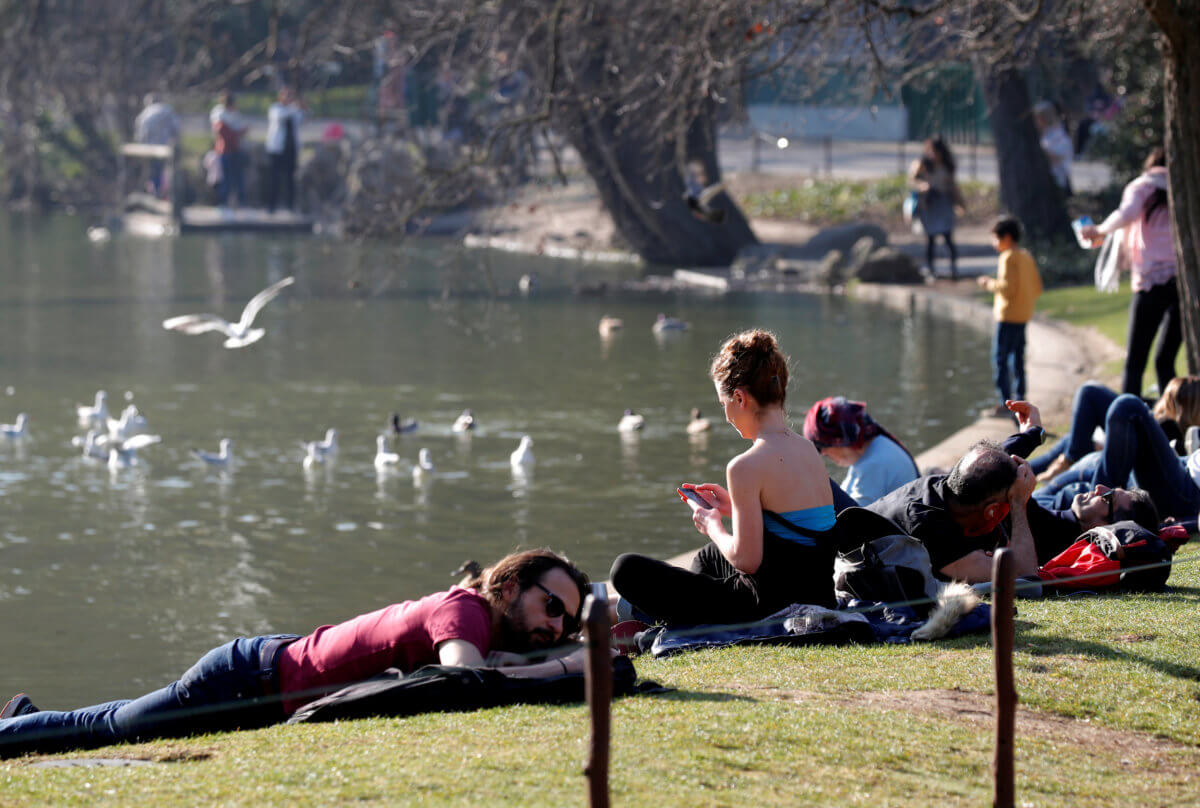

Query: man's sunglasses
left=533, top=581, right=580, bottom=635
left=1100, top=489, right=1116, bottom=522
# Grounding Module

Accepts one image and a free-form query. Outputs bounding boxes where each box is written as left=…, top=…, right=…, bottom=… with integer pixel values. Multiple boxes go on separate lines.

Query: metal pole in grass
left=582, top=593, right=612, bottom=808
left=991, top=548, right=1016, bottom=808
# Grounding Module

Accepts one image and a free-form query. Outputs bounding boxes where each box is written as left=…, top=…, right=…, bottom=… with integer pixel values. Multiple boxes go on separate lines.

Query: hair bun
left=710, top=329, right=789, bottom=407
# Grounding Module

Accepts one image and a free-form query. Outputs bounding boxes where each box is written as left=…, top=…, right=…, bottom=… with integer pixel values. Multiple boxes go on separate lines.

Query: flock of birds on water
left=0, top=277, right=715, bottom=483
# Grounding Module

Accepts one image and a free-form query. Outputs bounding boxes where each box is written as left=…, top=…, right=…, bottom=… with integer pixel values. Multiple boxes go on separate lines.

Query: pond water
left=0, top=213, right=995, bottom=705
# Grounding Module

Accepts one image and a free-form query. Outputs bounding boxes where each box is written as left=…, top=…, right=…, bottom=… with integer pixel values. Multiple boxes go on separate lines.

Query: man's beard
left=495, top=598, right=556, bottom=653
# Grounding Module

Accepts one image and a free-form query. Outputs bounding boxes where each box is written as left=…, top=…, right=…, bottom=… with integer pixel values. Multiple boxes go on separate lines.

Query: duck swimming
left=0, top=413, right=28, bottom=438
left=618, top=409, right=646, bottom=432
left=452, top=409, right=475, bottom=433
left=374, top=435, right=402, bottom=471
left=651, top=313, right=689, bottom=334
left=192, top=439, right=234, bottom=468
left=413, top=448, right=435, bottom=483
left=77, top=390, right=108, bottom=430
left=686, top=408, right=712, bottom=434
left=510, top=435, right=535, bottom=468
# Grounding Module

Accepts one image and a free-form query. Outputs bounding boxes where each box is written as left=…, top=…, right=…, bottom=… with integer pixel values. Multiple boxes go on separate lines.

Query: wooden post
left=823, top=135, right=833, bottom=177
left=582, top=593, right=612, bottom=808
left=991, top=548, right=1016, bottom=808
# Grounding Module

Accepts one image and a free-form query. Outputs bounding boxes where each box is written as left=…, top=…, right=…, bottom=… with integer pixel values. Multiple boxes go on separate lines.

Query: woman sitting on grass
left=610, top=330, right=837, bottom=626
left=802, top=396, right=920, bottom=506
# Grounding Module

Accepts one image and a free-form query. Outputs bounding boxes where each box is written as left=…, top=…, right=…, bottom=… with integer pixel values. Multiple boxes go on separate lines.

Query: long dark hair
left=468, top=548, right=589, bottom=611
left=1142, top=147, right=1168, bottom=224
left=922, top=136, right=956, bottom=175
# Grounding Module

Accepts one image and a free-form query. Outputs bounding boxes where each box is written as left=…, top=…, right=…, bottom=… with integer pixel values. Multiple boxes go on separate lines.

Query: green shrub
left=1029, top=241, right=1096, bottom=288
left=738, top=176, right=998, bottom=228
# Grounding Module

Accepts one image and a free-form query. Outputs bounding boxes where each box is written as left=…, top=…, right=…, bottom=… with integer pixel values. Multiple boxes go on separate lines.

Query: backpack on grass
left=1038, top=520, right=1176, bottom=593
left=831, top=507, right=942, bottom=615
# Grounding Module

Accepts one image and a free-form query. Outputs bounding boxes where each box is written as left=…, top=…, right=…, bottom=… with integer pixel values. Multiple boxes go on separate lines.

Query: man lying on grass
left=866, top=401, right=1159, bottom=583
left=0, top=548, right=590, bottom=758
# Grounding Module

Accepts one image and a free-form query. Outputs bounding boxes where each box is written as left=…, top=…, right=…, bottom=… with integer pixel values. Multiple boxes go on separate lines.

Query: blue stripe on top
left=767, top=505, right=836, bottom=546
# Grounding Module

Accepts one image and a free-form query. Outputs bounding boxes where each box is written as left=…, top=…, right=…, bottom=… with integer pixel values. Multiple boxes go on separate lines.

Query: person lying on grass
left=0, top=548, right=592, bottom=758
left=866, top=401, right=1158, bottom=584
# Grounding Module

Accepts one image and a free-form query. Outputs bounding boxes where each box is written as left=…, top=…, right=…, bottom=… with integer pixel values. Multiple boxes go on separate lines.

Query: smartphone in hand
left=677, top=487, right=709, bottom=508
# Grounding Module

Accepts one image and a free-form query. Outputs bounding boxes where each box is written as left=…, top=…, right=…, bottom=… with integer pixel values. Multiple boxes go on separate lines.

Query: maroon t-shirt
left=277, top=587, right=493, bottom=715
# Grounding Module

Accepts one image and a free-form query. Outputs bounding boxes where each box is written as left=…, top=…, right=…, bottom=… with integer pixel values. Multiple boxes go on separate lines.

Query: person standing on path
left=265, top=86, right=306, bottom=213
left=978, top=217, right=1042, bottom=417
left=909, top=137, right=963, bottom=280
left=1081, top=147, right=1180, bottom=397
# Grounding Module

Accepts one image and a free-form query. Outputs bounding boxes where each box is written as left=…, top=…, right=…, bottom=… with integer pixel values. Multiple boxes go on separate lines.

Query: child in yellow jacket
left=978, top=217, right=1043, bottom=416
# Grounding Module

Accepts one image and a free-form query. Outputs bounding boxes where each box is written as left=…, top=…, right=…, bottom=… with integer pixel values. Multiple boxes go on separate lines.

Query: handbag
left=1094, top=227, right=1125, bottom=293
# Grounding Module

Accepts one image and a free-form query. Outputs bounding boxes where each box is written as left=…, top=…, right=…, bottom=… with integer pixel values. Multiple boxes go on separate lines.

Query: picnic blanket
left=639, top=598, right=991, bottom=658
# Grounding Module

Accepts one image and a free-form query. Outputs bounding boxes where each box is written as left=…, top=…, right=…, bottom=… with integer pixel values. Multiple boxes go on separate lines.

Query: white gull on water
left=192, top=439, right=234, bottom=468
left=374, top=435, right=401, bottom=471
left=76, top=390, right=108, bottom=429
left=1, top=413, right=28, bottom=438
left=107, top=434, right=162, bottom=470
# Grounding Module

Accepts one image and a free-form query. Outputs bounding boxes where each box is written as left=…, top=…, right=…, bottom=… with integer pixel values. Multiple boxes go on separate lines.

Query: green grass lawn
left=3, top=548, right=1199, bottom=806
left=737, top=175, right=1000, bottom=230
left=4, top=286, right=1198, bottom=805
left=1035, top=284, right=1187, bottom=394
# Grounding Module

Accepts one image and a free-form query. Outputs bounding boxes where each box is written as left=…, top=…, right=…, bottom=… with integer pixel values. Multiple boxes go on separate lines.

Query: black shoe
left=0, top=693, right=39, bottom=719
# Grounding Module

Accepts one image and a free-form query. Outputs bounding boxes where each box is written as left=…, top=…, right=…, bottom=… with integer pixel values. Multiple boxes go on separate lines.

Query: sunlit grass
left=4, top=545, right=1198, bottom=806
left=1036, top=284, right=1188, bottom=392
left=737, top=176, right=998, bottom=229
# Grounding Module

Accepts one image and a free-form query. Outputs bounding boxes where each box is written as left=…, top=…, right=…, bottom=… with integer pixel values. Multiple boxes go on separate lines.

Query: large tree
left=1142, top=0, right=1200, bottom=372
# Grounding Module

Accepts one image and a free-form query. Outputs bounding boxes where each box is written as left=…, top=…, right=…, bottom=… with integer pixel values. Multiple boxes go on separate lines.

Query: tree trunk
left=558, top=100, right=757, bottom=266
left=1144, top=0, right=1200, bottom=373
left=977, top=65, right=1072, bottom=242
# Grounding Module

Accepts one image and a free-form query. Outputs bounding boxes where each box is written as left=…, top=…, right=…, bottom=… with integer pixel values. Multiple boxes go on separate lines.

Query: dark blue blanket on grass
left=642, top=600, right=991, bottom=658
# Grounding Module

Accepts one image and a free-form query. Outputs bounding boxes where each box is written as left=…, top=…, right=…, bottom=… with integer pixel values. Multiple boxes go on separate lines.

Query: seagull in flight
left=162, top=276, right=295, bottom=349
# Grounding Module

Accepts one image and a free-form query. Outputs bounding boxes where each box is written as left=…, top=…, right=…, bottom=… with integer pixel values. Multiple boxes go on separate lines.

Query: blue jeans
left=1029, top=382, right=1120, bottom=475
left=1093, top=394, right=1200, bottom=521
left=993, top=322, right=1027, bottom=405
left=1032, top=451, right=1101, bottom=509
left=217, top=151, right=246, bottom=205
left=0, top=634, right=297, bottom=758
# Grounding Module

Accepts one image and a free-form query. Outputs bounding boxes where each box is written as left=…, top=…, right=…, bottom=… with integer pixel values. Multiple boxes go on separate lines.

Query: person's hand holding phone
left=678, top=484, right=726, bottom=539
left=680, top=482, right=731, bottom=516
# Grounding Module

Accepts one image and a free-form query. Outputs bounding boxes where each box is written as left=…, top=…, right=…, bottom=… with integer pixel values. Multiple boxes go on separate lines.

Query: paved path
left=717, top=132, right=1112, bottom=192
